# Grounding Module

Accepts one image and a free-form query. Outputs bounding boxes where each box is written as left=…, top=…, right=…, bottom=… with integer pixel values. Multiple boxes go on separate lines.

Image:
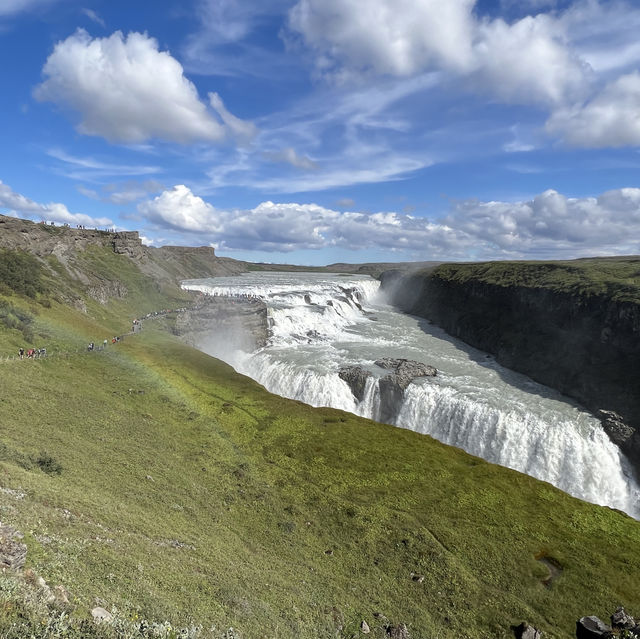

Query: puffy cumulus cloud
left=139, top=186, right=332, bottom=251
left=138, top=185, right=474, bottom=255
left=138, top=185, right=220, bottom=234
left=444, top=188, right=640, bottom=255
left=546, top=72, right=640, bottom=147
left=288, top=0, right=476, bottom=77
left=139, top=185, right=640, bottom=259
left=287, top=0, right=589, bottom=105
left=0, top=180, right=112, bottom=227
left=473, top=14, right=589, bottom=105
left=34, top=30, right=254, bottom=144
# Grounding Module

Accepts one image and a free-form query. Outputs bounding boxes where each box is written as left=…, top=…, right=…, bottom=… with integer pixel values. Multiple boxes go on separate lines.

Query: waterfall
left=182, top=272, right=640, bottom=518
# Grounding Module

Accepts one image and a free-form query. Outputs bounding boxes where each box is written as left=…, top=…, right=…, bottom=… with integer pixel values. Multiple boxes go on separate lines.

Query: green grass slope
left=431, top=256, right=640, bottom=303
left=0, top=246, right=638, bottom=638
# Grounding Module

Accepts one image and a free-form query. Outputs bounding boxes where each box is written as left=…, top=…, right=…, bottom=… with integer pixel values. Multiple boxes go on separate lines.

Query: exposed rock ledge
left=339, top=358, right=437, bottom=424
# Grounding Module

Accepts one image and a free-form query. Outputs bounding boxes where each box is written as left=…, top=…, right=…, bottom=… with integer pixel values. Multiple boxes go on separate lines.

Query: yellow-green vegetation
left=0, top=246, right=639, bottom=638
left=432, top=256, right=640, bottom=302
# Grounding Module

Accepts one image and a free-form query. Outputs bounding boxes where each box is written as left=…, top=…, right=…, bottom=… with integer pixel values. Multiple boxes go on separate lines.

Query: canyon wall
left=382, top=260, right=640, bottom=468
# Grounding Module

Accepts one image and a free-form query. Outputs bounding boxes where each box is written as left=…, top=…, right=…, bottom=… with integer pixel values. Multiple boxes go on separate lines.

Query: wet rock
left=374, top=358, right=437, bottom=385
left=92, top=606, right=114, bottom=624
left=386, top=623, right=410, bottom=639
left=338, top=366, right=373, bottom=403
left=576, top=616, right=612, bottom=638
left=611, top=607, right=635, bottom=630
left=599, top=410, right=635, bottom=447
left=0, top=523, right=27, bottom=571
left=514, top=622, right=542, bottom=639
left=375, top=358, right=437, bottom=423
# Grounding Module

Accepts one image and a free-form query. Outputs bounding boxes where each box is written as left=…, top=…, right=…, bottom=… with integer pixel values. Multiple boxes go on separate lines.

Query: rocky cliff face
left=383, top=265, right=640, bottom=470
left=0, top=214, right=247, bottom=285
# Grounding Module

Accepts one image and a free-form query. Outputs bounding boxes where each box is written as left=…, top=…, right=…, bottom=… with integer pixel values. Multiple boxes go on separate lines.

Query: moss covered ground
left=0, top=247, right=638, bottom=638
left=431, top=257, right=640, bottom=303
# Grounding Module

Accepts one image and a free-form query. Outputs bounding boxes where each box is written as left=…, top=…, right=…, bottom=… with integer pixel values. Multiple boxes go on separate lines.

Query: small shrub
left=34, top=451, right=63, bottom=475
left=0, top=249, right=47, bottom=298
left=0, top=299, right=35, bottom=340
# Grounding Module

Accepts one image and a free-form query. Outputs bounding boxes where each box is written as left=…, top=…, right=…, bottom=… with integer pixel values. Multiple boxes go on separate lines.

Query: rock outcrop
left=375, top=358, right=437, bottom=423
left=576, top=616, right=612, bottom=638
left=0, top=522, right=27, bottom=571
left=514, top=623, right=542, bottom=639
left=339, top=359, right=437, bottom=423
left=611, top=607, right=636, bottom=631
left=338, top=366, right=372, bottom=403
left=0, top=214, right=248, bottom=286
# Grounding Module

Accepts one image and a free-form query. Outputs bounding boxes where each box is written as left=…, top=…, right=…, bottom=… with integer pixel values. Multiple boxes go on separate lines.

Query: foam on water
left=183, top=272, right=640, bottom=517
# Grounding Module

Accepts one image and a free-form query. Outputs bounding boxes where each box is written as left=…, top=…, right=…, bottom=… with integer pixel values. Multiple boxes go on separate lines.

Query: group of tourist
left=18, top=347, right=46, bottom=359
left=14, top=305, right=190, bottom=363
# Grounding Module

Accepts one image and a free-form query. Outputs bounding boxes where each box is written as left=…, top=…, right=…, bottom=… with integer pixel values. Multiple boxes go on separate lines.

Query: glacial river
left=182, top=271, right=640, bottom=518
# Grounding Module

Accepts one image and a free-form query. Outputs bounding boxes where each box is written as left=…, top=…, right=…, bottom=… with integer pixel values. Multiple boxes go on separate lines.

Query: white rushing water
left=182, top=272, right=640, bottom=517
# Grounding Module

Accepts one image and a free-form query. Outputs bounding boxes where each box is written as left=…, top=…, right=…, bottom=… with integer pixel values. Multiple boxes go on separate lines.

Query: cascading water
left=182, top=272, right=640, bottom=517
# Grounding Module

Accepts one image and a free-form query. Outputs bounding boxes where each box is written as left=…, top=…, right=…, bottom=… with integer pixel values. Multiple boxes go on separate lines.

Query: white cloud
left=288, top=0, right=476, bottom=77
left=0, top=0, right=55, bottom=17
left=444, top=187, right=640, bottom=255
left=561, top=1, right=640, bottom=75
left=546, top=72, right=640, bottom=147
left=287, top=0, right=589, bottom=105
left=263, top=147, right=318, bottom=170
left=0, top=180, right=112, bottom=227
left=473, top=14, right=589, bottom=105
left=34, top=30, right=254, bottom=144
left=81, top=8, right=105, bottom=27
left=138, top=184, right=640, bottom=259
left=78, top=180, right=164, bottom=205
left=48, top=148, right=161, bottom=178
left=208, top=92, right=257, bottom=142
left=182, top=0, right=297, bottom=78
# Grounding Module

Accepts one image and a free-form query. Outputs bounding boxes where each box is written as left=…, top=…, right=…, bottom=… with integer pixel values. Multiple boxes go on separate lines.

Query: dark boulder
left=386, top=623, right=410, bottom=639
left=514, top=622, right=542, bottom=639
left=375, top=359, right=437, bottom=423
left=598, top=410, right=640, bottom=473
left=611, top=607, right=635, bottom=630
left=374, top=358, right=438, bottom=389
left=599, top=410, right=635, bottom=447
left=338, top=366, right=373, bottom=403
left=576, top=616, right=612, bottom=638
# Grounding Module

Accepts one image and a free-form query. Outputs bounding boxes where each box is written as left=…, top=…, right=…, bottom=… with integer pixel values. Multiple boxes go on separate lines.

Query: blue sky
left=2, top=0, right=640, bottom=264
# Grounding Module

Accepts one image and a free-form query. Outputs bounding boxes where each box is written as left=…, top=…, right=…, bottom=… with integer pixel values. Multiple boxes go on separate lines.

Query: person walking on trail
left=18, top=347, right=24, bottom=359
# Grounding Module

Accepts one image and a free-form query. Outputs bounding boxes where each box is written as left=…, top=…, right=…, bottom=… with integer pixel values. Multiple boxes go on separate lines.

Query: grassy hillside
left=0, top=245, right=638, bottom=638
left=431, top=256, right=640, bottom=303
